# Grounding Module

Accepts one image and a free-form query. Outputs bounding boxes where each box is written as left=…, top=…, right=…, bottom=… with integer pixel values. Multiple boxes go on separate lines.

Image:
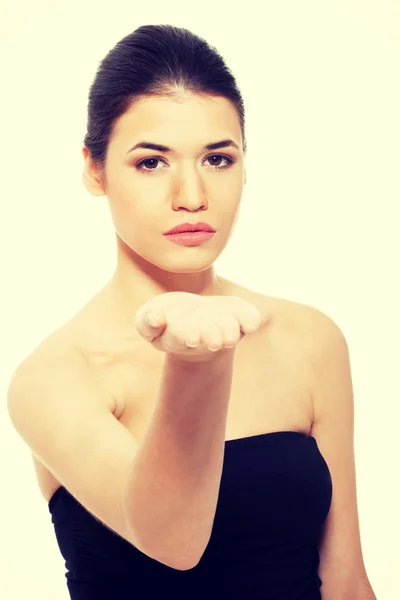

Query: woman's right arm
left=123, top=350, right=235, bottom=570
left=7, top=294, right=259, bottom=571
left=7, top=343, right=235, bottom=572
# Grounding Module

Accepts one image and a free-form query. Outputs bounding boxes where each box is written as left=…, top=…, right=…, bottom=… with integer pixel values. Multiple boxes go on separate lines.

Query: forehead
left=113, top=94, right=241, bottom=148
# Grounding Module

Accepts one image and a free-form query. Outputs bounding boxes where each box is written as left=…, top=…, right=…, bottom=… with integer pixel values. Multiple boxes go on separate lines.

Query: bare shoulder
left=261, top=293, right=345, bottom=357
left=219, top=276, right=323, bottom=331
left=10, top=309, right=117, bottom=416
left=270, top=295, right=347, bottom=352
left=219, top=277, right=344, bottom=361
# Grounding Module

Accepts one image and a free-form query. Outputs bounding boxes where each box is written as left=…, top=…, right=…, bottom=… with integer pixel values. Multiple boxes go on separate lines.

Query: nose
left=171, top=167, right=209, bottom=212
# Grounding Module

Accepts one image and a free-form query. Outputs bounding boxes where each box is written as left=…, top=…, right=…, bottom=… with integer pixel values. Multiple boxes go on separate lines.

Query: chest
left=92, top=327, right=315, bottom=443
left=33, top=300, right=316, bottom=501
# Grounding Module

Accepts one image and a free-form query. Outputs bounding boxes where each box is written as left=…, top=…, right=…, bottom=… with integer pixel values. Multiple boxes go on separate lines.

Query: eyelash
left=135, top=154, right=234, bottom=174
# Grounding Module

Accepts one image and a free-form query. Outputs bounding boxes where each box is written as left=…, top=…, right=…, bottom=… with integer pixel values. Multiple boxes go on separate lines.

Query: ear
left=82, top=146, right=107, bottom=196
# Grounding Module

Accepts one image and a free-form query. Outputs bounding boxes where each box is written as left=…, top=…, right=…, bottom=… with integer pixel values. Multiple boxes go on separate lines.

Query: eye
left=136, top=157, right=164, bottom=172
left=135, top=154, right=234, bottom=174
left=205, top=154, right=233, bottom=169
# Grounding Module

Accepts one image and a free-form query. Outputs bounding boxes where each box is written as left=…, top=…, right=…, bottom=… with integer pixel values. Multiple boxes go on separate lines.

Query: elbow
left=125, top=515, right=206, bottom=571
left=145, top=547, right=203, bottom=571
left=122, top=488, right=210, bottom=571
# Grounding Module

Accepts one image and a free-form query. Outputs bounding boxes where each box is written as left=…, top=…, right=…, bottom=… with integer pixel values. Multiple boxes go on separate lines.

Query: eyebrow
left=127, top=139, right=240, bottom=154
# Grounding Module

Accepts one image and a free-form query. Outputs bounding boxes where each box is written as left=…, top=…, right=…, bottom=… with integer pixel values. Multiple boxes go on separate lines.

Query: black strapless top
left=48, top=431, right=332, bottom=599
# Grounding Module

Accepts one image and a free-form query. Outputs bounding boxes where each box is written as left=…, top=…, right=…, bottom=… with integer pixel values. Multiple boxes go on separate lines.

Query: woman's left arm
left=303, top=307, right=377, bottom=600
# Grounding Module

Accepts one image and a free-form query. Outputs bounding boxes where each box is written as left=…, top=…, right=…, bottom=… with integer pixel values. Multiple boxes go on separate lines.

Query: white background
left=1, top=1, right=399, bottom=598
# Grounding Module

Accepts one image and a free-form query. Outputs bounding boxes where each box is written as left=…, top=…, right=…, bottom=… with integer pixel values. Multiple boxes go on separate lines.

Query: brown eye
left=135, top=154, right=234, bottom=174
left=136, top=158, right=163, bottom=172
left=205, top=154, right=233, bottom=169
left=208, top=155, right=223, bottom=167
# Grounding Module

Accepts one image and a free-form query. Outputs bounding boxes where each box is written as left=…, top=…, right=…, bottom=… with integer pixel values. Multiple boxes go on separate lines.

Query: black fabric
left=48, top=430, right=332, bottom=599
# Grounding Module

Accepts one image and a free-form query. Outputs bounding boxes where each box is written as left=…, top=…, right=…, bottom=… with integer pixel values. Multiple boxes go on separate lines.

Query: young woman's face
left=84, top=92, right=246, bottom=274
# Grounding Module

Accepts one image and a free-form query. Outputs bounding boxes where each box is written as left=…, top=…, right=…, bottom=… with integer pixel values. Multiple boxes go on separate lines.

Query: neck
left=104, top=238, right=227, bottom=326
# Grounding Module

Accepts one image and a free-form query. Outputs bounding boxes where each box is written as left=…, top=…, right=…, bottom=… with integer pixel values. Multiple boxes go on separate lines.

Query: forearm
left=123, top=349, right=235, bottom=570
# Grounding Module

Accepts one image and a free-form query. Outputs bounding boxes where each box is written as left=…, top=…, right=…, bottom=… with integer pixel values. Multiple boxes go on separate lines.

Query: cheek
left=220, top=191, right=242, bottom=219
left=106, top=177, right=151, bottom=218
left=107, top=191, right=163, bottom=248
left=109, top=202, right=151, bottom=237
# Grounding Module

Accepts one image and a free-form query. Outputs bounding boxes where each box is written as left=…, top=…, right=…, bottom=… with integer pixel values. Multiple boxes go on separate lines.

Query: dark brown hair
left=83, top=24, right=247, bottom=175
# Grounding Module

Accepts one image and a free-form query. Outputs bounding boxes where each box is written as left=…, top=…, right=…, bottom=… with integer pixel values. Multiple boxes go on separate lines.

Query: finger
left=200, top=322, right=224, bottom=351
left=219, top=315, right=241, bottom=347
left=146, top=312, right=166, bottom=328
left=232, top=301, right=262, bottom=335
left=179, top=318, right=201, bottom=348
left=135, top=310, right=166, bottom=341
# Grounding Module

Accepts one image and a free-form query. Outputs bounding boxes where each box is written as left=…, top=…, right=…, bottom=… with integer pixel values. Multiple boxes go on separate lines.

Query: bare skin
left=32, top=275, right=315, bottom=504
left=28, top=92, right=315, bottom=504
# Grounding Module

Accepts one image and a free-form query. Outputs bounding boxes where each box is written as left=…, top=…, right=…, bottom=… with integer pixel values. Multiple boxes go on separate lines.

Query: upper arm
left=7, top=345, right=142, bottom=552
left=305, top=308, right=375, bottom=598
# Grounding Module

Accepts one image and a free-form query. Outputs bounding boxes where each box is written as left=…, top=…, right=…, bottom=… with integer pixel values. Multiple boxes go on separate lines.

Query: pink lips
left=163, top=221, right=216, bottom=235
left=163, top=231, right=215, bottom=246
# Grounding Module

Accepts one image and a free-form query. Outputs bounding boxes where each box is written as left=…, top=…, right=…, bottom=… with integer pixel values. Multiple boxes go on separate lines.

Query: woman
left=7, top=24, right=375, bottom=600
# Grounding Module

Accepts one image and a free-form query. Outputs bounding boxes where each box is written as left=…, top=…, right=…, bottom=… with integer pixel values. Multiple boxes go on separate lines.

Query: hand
left=134, top=292, right=262, bottom=363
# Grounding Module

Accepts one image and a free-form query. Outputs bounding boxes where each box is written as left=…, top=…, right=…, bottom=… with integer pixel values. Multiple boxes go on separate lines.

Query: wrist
left=166, top=347, right=236, bottom=366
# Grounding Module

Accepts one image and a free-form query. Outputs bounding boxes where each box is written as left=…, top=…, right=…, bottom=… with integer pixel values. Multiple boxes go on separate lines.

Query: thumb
left=146, top=311, right=166, bottom=329
left=134, top=308, right=166, bottom=342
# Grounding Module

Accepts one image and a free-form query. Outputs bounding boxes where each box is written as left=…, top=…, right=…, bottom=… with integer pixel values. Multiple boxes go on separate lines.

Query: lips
left=164, top=222, right=216, bottom=235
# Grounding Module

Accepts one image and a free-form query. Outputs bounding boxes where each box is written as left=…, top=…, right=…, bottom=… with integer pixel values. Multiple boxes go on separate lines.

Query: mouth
left=164, top=221, right=216, bottom=235
left=163, top=228, right=216, bottom=246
